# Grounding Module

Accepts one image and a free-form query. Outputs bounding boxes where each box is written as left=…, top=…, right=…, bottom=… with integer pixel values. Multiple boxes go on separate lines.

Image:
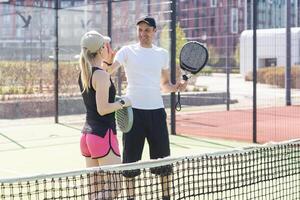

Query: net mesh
left=1, top=140, right=299, bottom=200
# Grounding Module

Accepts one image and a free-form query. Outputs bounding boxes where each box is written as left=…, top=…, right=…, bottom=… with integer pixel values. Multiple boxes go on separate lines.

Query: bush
left=291, top=66, right=300, bottom=88
left=245, top=66, right=300, bottom=88
left=245, top=72, right=252, bottom=81
left=0, top=61, right=80, bottom=95
left=200, top=66, right=213, bottom=75
left=257, top=68, right=273, bottom=83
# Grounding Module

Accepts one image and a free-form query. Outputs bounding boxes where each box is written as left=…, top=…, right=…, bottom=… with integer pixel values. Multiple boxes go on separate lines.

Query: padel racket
left=176, top=41, right=209, bottom=110
left=180, top=41, right=208, bottom=80
left=115, top=97, right=133, bottom=133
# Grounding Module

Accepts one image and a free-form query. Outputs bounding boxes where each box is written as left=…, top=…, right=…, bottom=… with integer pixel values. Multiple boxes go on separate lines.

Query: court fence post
left=252, top=1, right=257, bottom=143
left=170, top=0, right=177, bottom=135
left=54, top=0, right=59, bottom=124
left=286, top=0, right=291, bottom=106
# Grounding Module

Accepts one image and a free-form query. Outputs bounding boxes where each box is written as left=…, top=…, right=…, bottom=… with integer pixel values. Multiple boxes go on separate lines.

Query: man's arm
left=160, top=69, right=179, bottom=93
left=160, top=69, right=188, bottom=93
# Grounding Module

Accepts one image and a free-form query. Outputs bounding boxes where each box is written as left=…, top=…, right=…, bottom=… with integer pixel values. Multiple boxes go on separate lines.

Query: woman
left=78, top=30, right=130, bottom=199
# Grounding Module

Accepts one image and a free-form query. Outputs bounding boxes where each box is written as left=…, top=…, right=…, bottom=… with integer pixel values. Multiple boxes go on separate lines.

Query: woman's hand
left=102, top=43, right=115, bottom=64
left=121, top=96, right=132, bottom=107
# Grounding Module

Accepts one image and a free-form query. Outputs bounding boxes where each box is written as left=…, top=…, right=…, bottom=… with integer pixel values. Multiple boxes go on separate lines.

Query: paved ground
left=195, top=73, right=300, bottom=108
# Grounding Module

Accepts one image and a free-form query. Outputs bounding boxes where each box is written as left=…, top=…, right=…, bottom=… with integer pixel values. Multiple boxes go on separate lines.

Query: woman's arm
left=105, top=61, right=122, bottom=75
left=92, top=70, right=122, bottom=116
left=102, top=43, right=122, bottom=75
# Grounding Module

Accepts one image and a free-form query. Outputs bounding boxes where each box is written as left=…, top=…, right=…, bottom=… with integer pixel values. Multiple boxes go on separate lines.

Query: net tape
left=1, top=139, right=299, bottom=199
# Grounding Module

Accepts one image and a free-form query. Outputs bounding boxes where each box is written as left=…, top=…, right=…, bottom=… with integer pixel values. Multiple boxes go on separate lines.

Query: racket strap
left=175, top=92, right=182, bottom=111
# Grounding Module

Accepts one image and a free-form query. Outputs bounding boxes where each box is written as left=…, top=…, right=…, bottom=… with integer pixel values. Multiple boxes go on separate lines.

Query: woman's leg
left=85, top=157, right=99, bottom=167
left=85, top=151, right=121, bottom=200
left=84, top=153, right=101, bottom=199
left=96, top=150, right=122, bottom=199
left=84, top=130, right=122, bottom=200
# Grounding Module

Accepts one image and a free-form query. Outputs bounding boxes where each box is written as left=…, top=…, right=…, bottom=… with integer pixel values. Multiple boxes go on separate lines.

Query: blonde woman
left=78, top=30, right=130, bottom=199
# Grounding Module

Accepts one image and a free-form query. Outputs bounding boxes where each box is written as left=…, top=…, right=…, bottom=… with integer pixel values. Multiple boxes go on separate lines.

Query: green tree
left=234, top=42, right=240, bottom=67
left=159, top=23, right=188, bottom=80
left=159, top=23, right=188, bottom=65
left=207, top=44, right=220, bottom=66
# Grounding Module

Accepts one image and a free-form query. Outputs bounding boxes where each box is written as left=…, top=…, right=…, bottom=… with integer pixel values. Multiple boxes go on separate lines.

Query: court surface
left=0, top=116, right=250, bottom=179
left=176, top=105, right=300, bottom=143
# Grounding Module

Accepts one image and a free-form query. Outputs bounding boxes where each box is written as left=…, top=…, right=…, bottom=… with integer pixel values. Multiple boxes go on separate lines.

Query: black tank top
left=78, top=67, right=116, bottom=137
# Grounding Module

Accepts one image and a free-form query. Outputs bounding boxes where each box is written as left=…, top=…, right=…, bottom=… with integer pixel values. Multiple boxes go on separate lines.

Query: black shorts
left=122, top=108, right=171, bottom=177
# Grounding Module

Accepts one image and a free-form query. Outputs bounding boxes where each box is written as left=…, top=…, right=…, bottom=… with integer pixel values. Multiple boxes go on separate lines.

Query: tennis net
left=1, top=139, right=299, bottom=200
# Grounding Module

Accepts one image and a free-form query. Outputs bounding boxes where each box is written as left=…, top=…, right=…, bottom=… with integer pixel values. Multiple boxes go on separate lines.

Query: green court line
left=0, top=132, right=25, bottom=149
left=175, top=135, right=237, bottom=148
left=0, top=134, right=79, bottom=145
left=58, top=123, right=82, bottom=131
left=0, top=141, right=78, bottom=153
left=169, top=142, right=190, bottom=149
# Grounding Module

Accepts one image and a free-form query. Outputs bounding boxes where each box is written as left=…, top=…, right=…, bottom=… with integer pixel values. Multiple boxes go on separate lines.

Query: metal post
left=252, top=1, right=257, bottom=143
left=226, top=2, right=230, bottom=111
left=54, top=0, right=59, bottom=123
left=84, top=0, right=88, bottom=32
left=108, top=0, right=121, bottom=96
left=147, top=0, right=151, bottom=15
left=286, top=0, right=291, bottom=106
left=170, top=0, right=176, bottom=135
left=107, top=0, right=112, bottom=38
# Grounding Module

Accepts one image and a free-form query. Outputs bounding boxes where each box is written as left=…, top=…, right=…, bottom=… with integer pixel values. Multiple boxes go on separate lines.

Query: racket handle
left=182, top=75, right=189, bottom=81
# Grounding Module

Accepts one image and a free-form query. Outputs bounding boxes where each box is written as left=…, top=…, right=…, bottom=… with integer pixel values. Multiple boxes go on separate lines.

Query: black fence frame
left=0, top=0, right=294, bottom=143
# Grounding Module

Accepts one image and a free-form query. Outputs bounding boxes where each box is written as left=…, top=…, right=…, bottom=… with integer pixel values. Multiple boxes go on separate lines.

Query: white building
left=240, top=28, right=300, bottom=76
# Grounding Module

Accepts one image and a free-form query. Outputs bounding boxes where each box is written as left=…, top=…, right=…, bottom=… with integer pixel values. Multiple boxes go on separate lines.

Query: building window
left=74, top=1, right=84, bottom=7
left=2, top=27, right=10, bottom=36
left=194, top=0, right=198, bottom=7
left=238, top=0, right=242, bottom=7
left=15, top=0, right=23, bottom=6
left=129, top=1, right=135, bottom=11
left=3, top=15, right=10, bottom=25
left=61, top=1, right=71, bottom=8
left=211, top=0, right=217, bottom=7
left=231, top=8, right=238, bottom=33
left=16, top=28, right=23, bottom=38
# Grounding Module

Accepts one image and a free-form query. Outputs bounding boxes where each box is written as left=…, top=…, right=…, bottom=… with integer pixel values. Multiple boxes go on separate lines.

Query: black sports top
left=78, top=67, right=116, bottom=137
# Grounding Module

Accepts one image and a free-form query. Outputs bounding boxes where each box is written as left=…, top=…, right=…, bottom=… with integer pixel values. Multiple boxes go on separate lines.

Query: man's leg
left=146, top=108, right=172, bottom=199
left=122, top=109, right=147, bottom=199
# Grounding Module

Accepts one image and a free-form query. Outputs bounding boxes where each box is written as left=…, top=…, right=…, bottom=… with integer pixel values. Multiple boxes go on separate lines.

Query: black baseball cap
left=136, top=16, right=156, bottom=28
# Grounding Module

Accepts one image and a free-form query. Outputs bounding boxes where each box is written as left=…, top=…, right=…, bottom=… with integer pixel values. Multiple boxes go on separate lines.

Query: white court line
left=0, top=168, right=24, bottom=176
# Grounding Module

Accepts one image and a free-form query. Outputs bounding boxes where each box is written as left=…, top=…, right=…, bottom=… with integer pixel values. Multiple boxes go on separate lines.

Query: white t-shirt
left=114, top=43, right=169, bottom=109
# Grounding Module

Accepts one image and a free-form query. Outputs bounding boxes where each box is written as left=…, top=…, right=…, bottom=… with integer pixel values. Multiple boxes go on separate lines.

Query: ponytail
left=79, top=48, right=98, bottom=92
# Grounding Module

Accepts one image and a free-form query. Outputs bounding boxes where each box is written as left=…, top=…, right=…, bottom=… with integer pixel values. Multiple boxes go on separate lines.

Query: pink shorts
left=80, top=129, right=120, bottom=159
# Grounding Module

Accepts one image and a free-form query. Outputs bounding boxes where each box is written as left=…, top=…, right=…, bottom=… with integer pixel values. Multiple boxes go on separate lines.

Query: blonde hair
left=79, top=48, right=99, bottom=92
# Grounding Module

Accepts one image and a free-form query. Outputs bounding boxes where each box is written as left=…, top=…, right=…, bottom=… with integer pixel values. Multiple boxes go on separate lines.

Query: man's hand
left=177, top=80, right=188, bottom=92
left=169, top=82, right=180, bottom=93
left=169, top=80, right=188, bottom=93
left=161, top=69, right=190, bottom=93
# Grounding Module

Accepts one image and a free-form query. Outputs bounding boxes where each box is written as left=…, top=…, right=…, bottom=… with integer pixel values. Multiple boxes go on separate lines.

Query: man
left=107, top=16, right=187, bottom=199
